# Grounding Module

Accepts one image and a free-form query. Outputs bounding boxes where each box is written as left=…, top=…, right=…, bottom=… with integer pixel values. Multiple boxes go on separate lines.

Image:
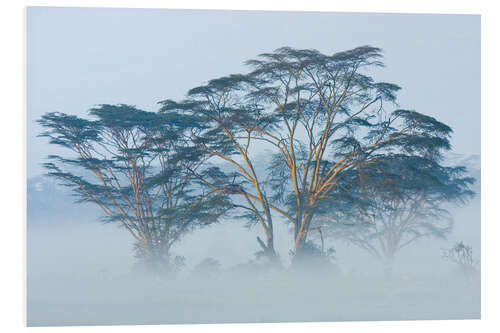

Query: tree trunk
left=291, top=229, right=309, bottom=268
left=256, top=235, right=281, bottom=266
left=254, top=210, right=281, bottom=265
left=293, top=213, right=313, bottom=260
left=134, top=241, right=171, bottom=276
left=383, top=255, right=395, bottom=278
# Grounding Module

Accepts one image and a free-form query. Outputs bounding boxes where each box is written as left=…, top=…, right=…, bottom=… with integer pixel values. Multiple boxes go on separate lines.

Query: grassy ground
left=27, top=268, right=480, bottom=326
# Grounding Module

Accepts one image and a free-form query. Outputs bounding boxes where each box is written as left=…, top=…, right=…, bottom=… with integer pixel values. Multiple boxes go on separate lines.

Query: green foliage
left=156, top=45, right=477, bottom=260
left=320, top=154, right=475, bottom=263
left=38, top=104, right=231, bottom=272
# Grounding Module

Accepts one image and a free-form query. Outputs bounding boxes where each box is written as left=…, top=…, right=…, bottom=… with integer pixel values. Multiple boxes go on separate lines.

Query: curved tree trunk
left=256, top=236, right=279, bottom=260
left=256, top=231, right=282, bottom=267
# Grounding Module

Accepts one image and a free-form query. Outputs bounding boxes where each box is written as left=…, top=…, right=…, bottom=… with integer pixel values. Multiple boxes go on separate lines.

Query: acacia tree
left=241, top=46, right=458, bottom=260
left=163, top=46, right=461, bottom=262
left=159, top=76, right=284, bottom=261
left=318, top=155, right=475, bottom=275
left=38, top=104, right=230, bottom=273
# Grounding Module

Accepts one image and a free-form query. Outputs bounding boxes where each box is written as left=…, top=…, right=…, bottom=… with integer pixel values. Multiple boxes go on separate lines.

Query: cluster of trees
left=38, top=46, right=475, bottom=274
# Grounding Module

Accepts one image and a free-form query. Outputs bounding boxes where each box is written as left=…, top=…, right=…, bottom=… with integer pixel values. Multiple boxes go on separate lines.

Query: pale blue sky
left=27, top=7, right=480, bottom=177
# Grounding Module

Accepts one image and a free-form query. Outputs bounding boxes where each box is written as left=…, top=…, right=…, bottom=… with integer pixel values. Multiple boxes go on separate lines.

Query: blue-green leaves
left=38, top=104, right=230, bottom=270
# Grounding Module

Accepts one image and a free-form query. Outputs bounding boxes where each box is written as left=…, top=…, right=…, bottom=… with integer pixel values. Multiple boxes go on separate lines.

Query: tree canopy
left=318, top=154, right=474, bottom=273
left=159, top=45, right=473, bottom=262
left=38, top=104, right=231, bottom=272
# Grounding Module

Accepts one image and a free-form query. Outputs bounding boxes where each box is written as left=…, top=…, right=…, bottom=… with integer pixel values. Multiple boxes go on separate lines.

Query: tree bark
left=293, top=213, right=314, bottom=259
left=256, top=235, right=281, bottom=266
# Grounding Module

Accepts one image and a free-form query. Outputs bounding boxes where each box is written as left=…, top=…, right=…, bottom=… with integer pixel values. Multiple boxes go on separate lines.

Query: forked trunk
left=255, top=211, right=281, bottom=265
left=292, top=213, right=313, bottom=261
left=256, top=235, right=281, bottom=266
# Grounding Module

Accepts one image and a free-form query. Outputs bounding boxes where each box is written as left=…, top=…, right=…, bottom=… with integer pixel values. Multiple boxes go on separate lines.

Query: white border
left=2, top=1, right=498, bottom=332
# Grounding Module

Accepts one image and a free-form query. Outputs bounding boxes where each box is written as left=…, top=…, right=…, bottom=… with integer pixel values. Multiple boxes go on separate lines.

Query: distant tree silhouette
left=442, top=241, right=479, bottom=281
left=319, top=155, right=474, bottom=275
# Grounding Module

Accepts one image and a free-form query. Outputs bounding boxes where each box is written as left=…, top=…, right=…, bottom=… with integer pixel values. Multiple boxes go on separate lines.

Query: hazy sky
left=27, top=7, right=480, bottom=177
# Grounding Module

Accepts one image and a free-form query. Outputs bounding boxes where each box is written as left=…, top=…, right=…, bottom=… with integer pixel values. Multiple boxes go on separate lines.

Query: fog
left=27, top=198, right=480, bottom=326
